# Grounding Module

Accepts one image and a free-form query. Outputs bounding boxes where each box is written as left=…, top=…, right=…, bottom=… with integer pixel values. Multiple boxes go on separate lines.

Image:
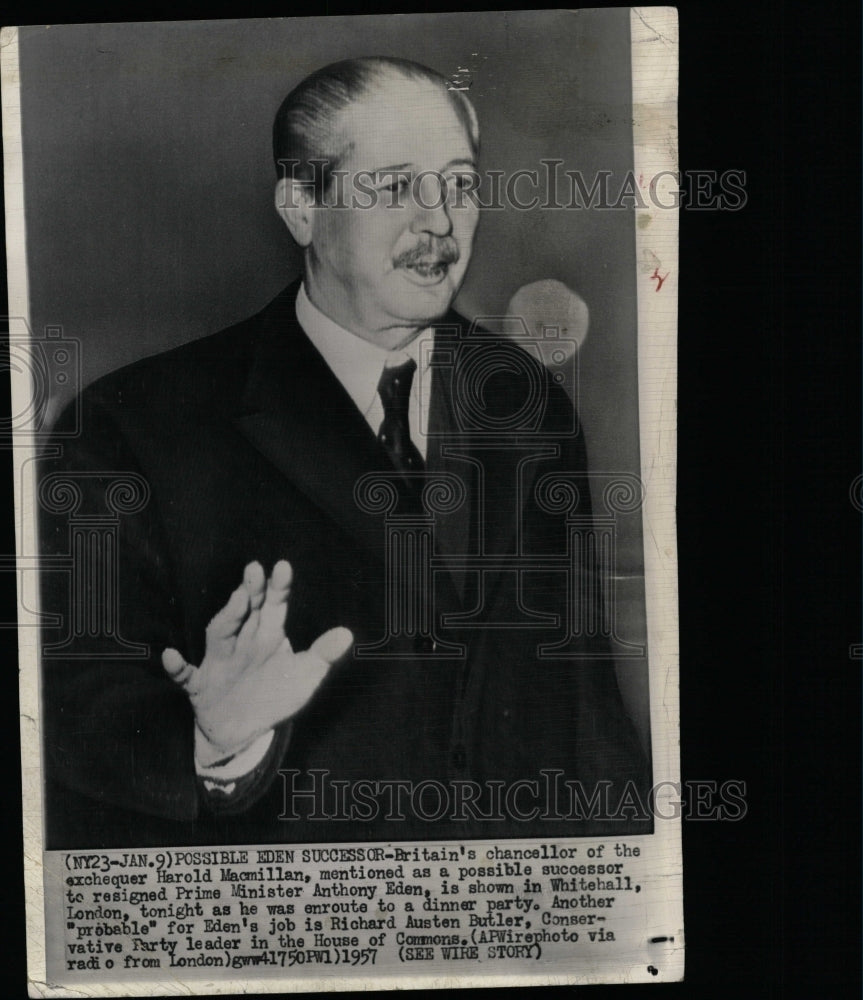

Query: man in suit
left=40, top=57, right=650, bottom=848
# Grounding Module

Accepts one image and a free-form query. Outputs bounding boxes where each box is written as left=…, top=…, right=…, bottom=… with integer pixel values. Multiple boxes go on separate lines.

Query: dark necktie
left=377, top=358, right=425, bottom=474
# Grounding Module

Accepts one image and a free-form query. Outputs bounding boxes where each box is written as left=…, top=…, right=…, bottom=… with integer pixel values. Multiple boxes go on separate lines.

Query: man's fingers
left=259, top=559, right=293, bottom=635
left=244, top=561, right=267, bottom=611
left=205, top=561, right=263, bottom=657
left=208, top=583, right=250, bottom=634
left=265, top=560, right=293, bottom=605
left=236, top=607, right=261, bottom=649
left=308, top=626, right=354, bottom=665
left=204, top=583, right=248, bottom=658
left=162, top=648, right=195, bottom=688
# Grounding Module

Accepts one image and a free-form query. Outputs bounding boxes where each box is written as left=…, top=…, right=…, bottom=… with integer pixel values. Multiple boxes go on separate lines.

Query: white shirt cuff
left=195, top=728, right=276, bottom=794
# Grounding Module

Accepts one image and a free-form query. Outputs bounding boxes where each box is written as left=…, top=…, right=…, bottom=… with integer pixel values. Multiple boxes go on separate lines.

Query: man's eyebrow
left=371, top=163, right=413, bottom=176
left=369, top=159, right=478, bottom=176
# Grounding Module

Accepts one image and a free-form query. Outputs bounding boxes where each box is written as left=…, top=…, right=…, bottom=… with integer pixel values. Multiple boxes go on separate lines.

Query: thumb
left=162, top=647, right=195, bottom=688
left=309, top=626, right=354, bottom=665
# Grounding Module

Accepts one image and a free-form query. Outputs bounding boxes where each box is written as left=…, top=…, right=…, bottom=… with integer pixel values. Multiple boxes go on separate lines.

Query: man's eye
left=448, top=172, right=479, bottom=191
left=378, top=177, right=409, bottom=193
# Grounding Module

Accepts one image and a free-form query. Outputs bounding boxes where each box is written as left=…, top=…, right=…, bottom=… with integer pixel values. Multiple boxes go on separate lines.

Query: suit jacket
left=39, top=280, right=651, bottom=848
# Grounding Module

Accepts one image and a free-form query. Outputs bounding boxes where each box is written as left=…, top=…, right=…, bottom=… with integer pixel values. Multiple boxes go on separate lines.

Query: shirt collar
left=295, top=281, right=432, bottom=418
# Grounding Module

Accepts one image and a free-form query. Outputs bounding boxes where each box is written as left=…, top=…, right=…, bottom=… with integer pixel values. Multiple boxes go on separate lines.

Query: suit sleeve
left=38, top=391, right=207, bottom=824
left=40, top=384, right=300, bottom=832
left=37, top=393, right=199, bottom=820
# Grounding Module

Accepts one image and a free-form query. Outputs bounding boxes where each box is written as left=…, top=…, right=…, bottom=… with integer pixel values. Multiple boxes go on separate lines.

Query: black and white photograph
left=4, top=9, right=683, bottom=992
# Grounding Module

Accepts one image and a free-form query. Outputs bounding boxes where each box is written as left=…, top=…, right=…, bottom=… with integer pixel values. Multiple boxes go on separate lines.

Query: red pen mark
left=650, top=267, right=669, bottom=291
left=638, top=172, right=645, bottom=187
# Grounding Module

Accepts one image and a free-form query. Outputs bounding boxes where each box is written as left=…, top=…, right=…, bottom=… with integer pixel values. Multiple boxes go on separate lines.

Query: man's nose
left=409, top=174, right=453, bottom=236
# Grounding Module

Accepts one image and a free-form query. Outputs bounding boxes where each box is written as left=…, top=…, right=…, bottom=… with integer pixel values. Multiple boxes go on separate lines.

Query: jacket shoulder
left=82, top=313, right=259, bottom=415
left=61, top=283, right=300, bottom=433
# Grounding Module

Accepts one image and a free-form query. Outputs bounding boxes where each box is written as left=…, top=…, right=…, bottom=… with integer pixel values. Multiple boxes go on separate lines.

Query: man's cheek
left=454, top=216, right=478, bottom=255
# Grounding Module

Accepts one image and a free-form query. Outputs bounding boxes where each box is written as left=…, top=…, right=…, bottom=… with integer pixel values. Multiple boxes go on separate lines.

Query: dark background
left=2, top=2, right=861, bottom=999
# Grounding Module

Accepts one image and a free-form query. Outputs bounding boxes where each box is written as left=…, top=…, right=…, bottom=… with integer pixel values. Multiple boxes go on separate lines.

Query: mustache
left=394, top=239, right=460, bottom=269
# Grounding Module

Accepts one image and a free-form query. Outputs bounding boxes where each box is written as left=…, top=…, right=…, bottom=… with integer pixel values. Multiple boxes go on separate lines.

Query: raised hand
left=162, top=560, right=352, bottom=766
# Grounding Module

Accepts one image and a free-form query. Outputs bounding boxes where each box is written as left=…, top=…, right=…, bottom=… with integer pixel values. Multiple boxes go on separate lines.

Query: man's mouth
left=403, top=259, right=450, bottom=279
left=395, top=241, right=460, bottom=284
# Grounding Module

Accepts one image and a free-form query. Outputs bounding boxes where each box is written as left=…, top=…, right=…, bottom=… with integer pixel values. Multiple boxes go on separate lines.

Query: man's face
left=303, top=77, right=480, bottom=348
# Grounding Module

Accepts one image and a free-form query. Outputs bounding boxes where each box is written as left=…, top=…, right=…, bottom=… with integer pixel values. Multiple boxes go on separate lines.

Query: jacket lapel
left=231, top=282, right=393, bottom=567
left=426, top=336, right=473, bottom=601
left=230, top=286, right=543, bottom=601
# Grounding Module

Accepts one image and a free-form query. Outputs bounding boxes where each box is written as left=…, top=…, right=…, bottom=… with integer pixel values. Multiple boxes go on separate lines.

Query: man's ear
left=275, top=177, right=315, bottom=248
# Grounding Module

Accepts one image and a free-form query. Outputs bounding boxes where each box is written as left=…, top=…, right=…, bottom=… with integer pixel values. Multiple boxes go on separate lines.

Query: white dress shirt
left=296, top=281, right=433, bottom=458
left=197, top=282, right=435, bottom=788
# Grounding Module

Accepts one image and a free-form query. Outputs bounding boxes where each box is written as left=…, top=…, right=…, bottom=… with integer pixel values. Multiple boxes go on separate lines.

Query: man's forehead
left=333, top=78, right=475, bottom=169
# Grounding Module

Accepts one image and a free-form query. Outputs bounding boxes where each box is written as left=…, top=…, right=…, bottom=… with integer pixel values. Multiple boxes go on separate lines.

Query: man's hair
left=272, top=56, right=479, bottom=198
